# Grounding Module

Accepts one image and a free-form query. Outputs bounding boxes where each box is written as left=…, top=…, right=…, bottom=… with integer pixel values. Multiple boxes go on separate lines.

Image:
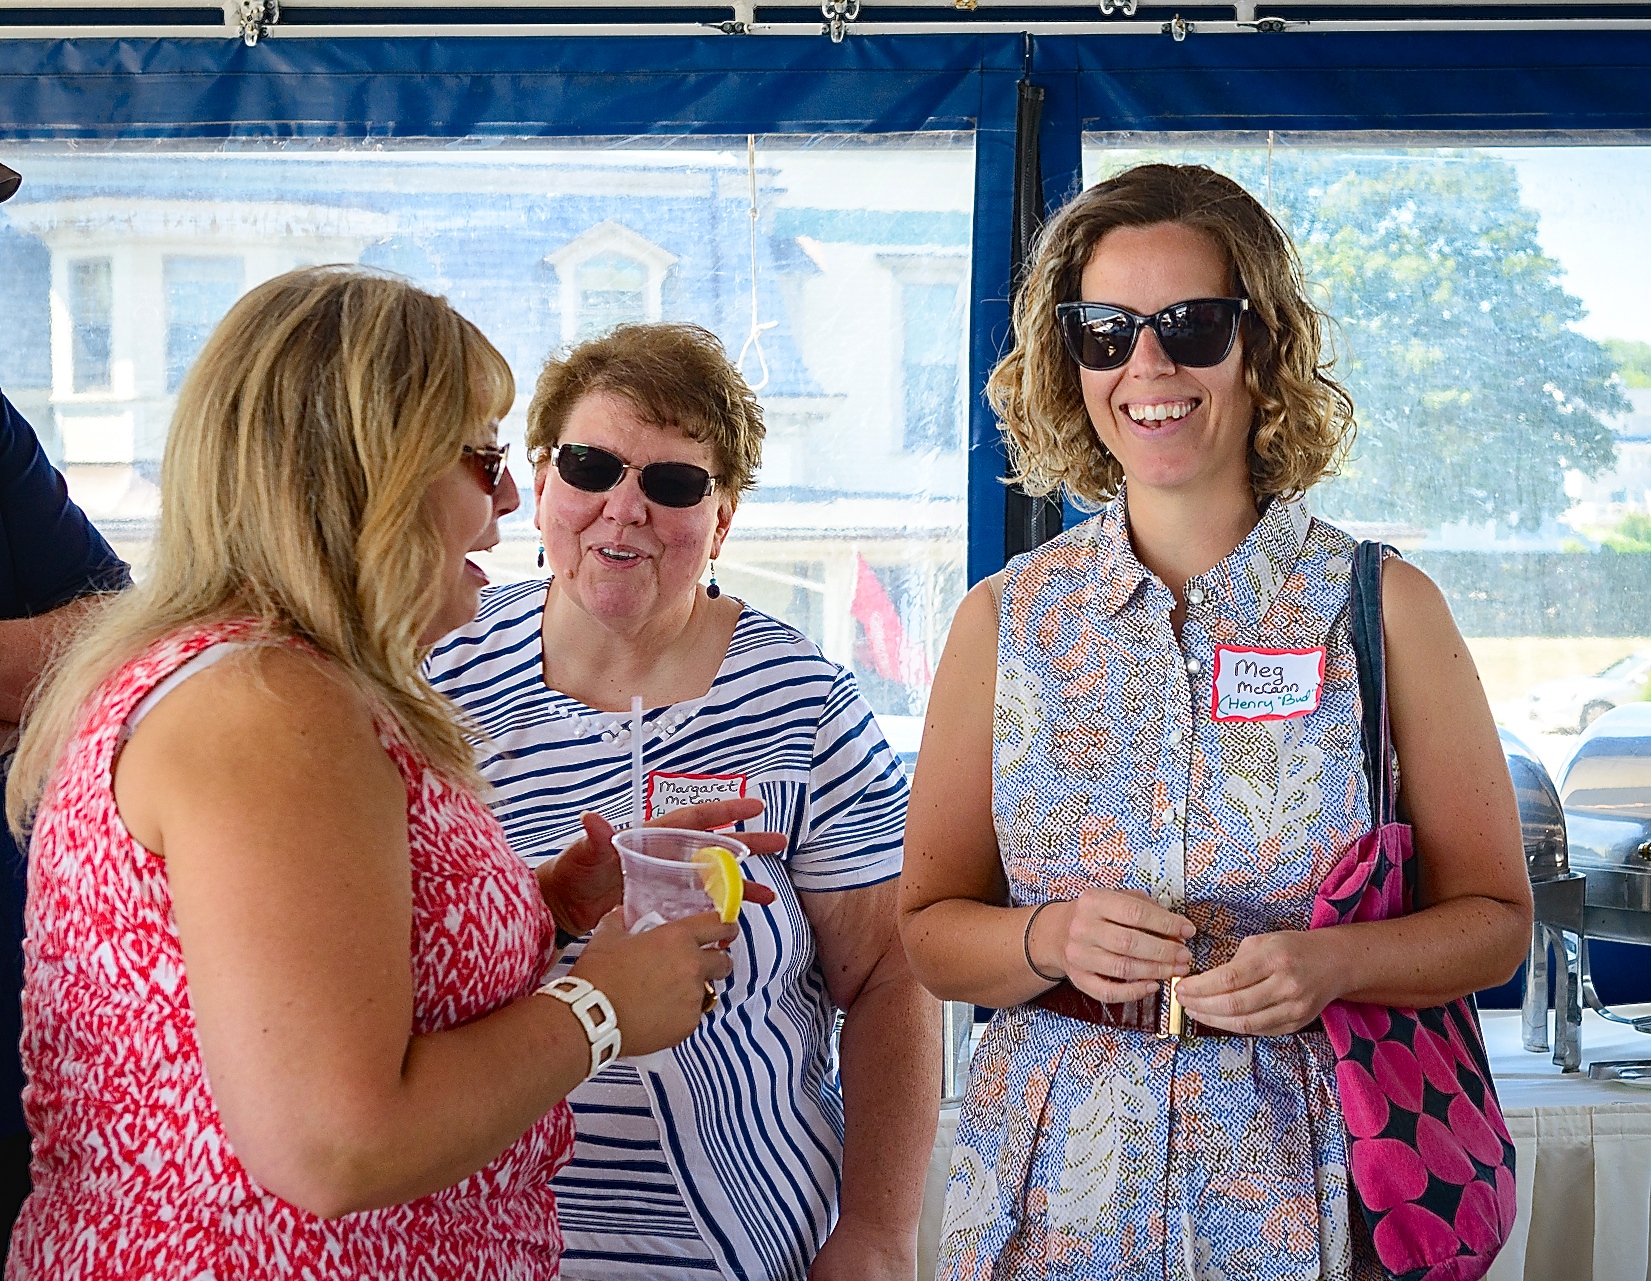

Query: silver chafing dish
left=1520, top=705, right=1651, bottom=1072
left=1507, top=727, right=1585, bottom=1070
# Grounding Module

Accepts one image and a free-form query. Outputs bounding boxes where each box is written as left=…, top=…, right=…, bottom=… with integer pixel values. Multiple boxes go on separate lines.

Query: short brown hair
left=525, top=323, right=765, bottom=501
left=989, top=163, right=1355, bottom=506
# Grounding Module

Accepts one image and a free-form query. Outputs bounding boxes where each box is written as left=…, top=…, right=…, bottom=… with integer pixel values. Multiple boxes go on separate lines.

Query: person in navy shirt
left=0, top=386, right=131, bottom=1253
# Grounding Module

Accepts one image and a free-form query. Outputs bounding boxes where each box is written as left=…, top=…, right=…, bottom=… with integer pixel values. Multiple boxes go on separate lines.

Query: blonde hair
left=989, top=163, right=1355, bottom=506
left=525, top=323, right=764, bottom=501
left=8, top=266, right=512, bottom=834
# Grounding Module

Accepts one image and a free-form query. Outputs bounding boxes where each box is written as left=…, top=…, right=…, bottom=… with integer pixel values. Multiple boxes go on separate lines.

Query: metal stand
left=1523, top=923, right=1584, bottom=1071
left=1581, top=937, right=1651, bottom=1035
left=1522, top=873, right=1587, bottom=1071
left=941, top=1001, right=974, bottom=1104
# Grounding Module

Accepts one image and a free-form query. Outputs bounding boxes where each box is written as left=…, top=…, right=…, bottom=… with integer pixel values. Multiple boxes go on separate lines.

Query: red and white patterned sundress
left=7, top=621, right=575, bottom=1280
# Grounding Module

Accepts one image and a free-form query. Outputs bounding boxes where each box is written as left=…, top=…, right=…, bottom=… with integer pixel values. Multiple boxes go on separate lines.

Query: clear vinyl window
left=164, top=256, right=245, bottom=393
left=0, top=136, right=972, bottom=736
left=68, top=258, right=113, bottom=394
left=1085, top=135, right=1651, bottom=772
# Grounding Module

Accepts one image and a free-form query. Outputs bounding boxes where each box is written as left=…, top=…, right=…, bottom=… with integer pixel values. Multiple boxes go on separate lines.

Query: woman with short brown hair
left=426, top=321, right=940, bottom=1281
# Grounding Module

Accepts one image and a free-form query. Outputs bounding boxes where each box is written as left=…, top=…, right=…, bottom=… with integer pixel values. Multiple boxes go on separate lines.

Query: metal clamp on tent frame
left=229, top=0, right=278, bottom=44
left=822, top=0, right=860, bottom=42
left=719, top=0, right=755, bottom=34
left=1098, top=0, right=1139, bottom=17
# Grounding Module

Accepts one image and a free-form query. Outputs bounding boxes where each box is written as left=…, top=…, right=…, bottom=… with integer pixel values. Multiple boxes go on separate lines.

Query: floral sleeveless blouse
left=938, top=493, right=1383, bottom=1281
left=9, top=622, right=575, bottom=1280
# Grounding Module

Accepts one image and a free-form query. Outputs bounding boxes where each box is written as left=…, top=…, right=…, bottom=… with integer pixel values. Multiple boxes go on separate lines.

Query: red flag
left=850, top=554, right=932, bottom=688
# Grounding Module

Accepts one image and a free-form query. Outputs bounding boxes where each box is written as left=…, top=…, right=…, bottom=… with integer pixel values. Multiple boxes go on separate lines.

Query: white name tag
left=1211, top=646, right=1326, bottom=722
left=645, top=771, right=749, bottom=820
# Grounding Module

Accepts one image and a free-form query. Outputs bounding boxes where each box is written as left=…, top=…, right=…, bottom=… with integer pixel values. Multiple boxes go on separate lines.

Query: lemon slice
left=693, top=846, right=744, bottom=923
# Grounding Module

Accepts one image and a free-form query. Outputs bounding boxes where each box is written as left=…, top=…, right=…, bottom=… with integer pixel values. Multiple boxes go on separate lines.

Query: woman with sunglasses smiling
left=425, top=322, right=940, bottom=1281
left=900, top=164, right=1529, bottom=1278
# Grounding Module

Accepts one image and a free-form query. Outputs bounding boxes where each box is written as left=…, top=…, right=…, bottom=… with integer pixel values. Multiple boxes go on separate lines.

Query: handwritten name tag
left=1211, top=646, right=1326, bottom=722
left=645, top=771, right=748, bottom=820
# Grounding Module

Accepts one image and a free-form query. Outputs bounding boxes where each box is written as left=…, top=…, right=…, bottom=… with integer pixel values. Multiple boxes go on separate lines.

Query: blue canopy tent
left=4, top=15, right=1650, bottom=1007
left=4, top=24, right=1651, bottom=575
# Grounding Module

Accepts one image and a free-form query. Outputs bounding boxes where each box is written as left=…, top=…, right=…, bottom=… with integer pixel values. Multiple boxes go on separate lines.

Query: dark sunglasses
left=546, top=443, right=716, bottom=509
left=461, top=443, right=511, bottom=493
left=1055, top=297, right=1249, bottom=371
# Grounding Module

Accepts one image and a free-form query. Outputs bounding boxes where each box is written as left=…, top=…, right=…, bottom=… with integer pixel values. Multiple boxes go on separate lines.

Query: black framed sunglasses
left=1055, top=297, right=1249, bottom=371
left=545, top=443, right=716, bottom=509
left=460, top=443, right=511, bottom=493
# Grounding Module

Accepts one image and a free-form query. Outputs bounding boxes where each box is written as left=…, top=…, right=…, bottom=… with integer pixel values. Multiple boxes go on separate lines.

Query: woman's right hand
left=1029, top=889, right=1195, bottom=1004
left=569, top=908, right=737, bottom=1057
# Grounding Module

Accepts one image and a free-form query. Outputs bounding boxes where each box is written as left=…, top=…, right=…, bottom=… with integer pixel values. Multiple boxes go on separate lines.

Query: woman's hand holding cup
left=1029, top=888, right=1195, bottom=1004
left=539, top=798, right=782, bottom=939
left=569, top=908, right=737, bottom=1057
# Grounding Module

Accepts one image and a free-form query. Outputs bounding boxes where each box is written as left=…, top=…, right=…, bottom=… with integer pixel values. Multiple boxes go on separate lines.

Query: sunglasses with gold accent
left=460, top=443, right=510, bottom=493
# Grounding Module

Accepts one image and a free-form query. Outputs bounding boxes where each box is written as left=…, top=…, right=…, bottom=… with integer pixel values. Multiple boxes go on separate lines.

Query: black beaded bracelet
left=1022, top=901, right=1066, bottom=984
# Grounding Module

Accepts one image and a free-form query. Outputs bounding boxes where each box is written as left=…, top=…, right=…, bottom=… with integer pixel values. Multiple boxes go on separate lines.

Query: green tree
left=1605, top=339, right=1651, bottom=389
left=1601, top=511, right=1651, bottom=553
left=1089, top=148, right=1626, bottom=529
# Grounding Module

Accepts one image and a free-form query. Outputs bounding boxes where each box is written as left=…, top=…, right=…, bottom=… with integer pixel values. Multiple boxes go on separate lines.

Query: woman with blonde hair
left=899, top=165, right=1531, bottom=1277
left=5, top=266, right=758, bottom=1279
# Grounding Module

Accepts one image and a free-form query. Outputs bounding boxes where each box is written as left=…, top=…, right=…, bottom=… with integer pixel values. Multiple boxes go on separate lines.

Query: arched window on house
left=547, top=222, right=677, bottom=346
left=574, top=254, right=649, bottom=341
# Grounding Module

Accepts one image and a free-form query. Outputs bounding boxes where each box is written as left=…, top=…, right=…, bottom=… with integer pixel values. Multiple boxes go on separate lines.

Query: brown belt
left=1032, top=981, right=1321, bottom=1038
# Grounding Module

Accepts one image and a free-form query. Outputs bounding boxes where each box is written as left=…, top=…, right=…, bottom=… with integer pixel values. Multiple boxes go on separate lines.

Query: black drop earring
left=537, top=545, right=545, bottom=569
left=706, top=561, right=721, bottom=599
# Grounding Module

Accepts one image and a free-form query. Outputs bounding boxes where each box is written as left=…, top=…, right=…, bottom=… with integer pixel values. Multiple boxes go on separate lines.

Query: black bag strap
left=1351, top=541, right=1395, bottom=826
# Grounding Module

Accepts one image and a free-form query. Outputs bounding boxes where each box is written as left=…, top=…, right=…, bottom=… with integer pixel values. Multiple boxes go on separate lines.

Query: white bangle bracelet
left=536, top=975, right=622, bottom=1078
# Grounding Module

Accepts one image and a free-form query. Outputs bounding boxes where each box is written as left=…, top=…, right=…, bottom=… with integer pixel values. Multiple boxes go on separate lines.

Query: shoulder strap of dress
left=118, top=641, right=252, bottom=745
left=985, top=569, right=1006, bottom=615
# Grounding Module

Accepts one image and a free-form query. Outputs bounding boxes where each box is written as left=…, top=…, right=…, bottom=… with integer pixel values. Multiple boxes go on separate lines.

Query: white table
left=1484, top=1005, right=1651, bottom=1281
left=917, top=1009, right=1651, bottom=1281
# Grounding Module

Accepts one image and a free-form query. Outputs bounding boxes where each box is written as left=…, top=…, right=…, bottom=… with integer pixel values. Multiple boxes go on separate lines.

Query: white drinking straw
left=630, top=694, right=645, bottom=829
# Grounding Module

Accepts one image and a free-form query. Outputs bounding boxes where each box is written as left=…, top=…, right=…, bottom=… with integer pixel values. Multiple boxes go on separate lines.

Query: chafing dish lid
left=1500, top=726, right=1568, bottom=879
left=1560, top=704, right=1651, bottom=820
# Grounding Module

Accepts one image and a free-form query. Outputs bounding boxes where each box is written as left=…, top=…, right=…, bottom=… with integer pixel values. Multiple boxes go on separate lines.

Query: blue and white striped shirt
left=425, top=580, right=909, bottom=1281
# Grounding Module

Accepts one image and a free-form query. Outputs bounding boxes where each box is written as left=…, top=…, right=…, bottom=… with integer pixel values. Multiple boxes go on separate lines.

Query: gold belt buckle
left=1165, top=976, right=1186, bottom=1038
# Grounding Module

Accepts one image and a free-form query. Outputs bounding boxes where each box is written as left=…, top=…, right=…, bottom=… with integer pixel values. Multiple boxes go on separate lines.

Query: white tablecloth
left=917, top=1009, right=1651, bottom=1281
left=1483, top=1005, right=1651, bottom=1281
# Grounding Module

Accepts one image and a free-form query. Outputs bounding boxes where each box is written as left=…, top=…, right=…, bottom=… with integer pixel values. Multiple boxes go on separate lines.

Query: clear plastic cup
left=613, top=827, right=750, bottom=933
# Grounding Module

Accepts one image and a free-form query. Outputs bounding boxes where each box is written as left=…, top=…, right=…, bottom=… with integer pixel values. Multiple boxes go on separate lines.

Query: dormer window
left=878, top=256, right=967, bottom=454
left=547, top=222, right=677, bottom=345
left=575, top=254, right=649, bottom=341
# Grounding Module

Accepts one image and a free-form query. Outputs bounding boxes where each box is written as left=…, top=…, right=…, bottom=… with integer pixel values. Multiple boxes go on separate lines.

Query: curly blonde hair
left=989, top=163, right=1355, bottom=506
left=525, top=323, right=764, bottom=502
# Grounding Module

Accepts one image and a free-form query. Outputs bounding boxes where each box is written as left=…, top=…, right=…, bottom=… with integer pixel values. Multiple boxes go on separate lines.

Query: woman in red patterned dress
left=3, top=267, right=776, bottom=1279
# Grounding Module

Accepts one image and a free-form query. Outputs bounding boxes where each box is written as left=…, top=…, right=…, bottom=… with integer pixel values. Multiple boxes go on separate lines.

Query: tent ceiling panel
left=6, top=0, right=1651, bottom=39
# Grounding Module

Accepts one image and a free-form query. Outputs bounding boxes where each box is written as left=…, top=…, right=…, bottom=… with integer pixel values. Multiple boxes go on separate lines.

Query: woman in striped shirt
left=426, top=322, right=940, bottom=1281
